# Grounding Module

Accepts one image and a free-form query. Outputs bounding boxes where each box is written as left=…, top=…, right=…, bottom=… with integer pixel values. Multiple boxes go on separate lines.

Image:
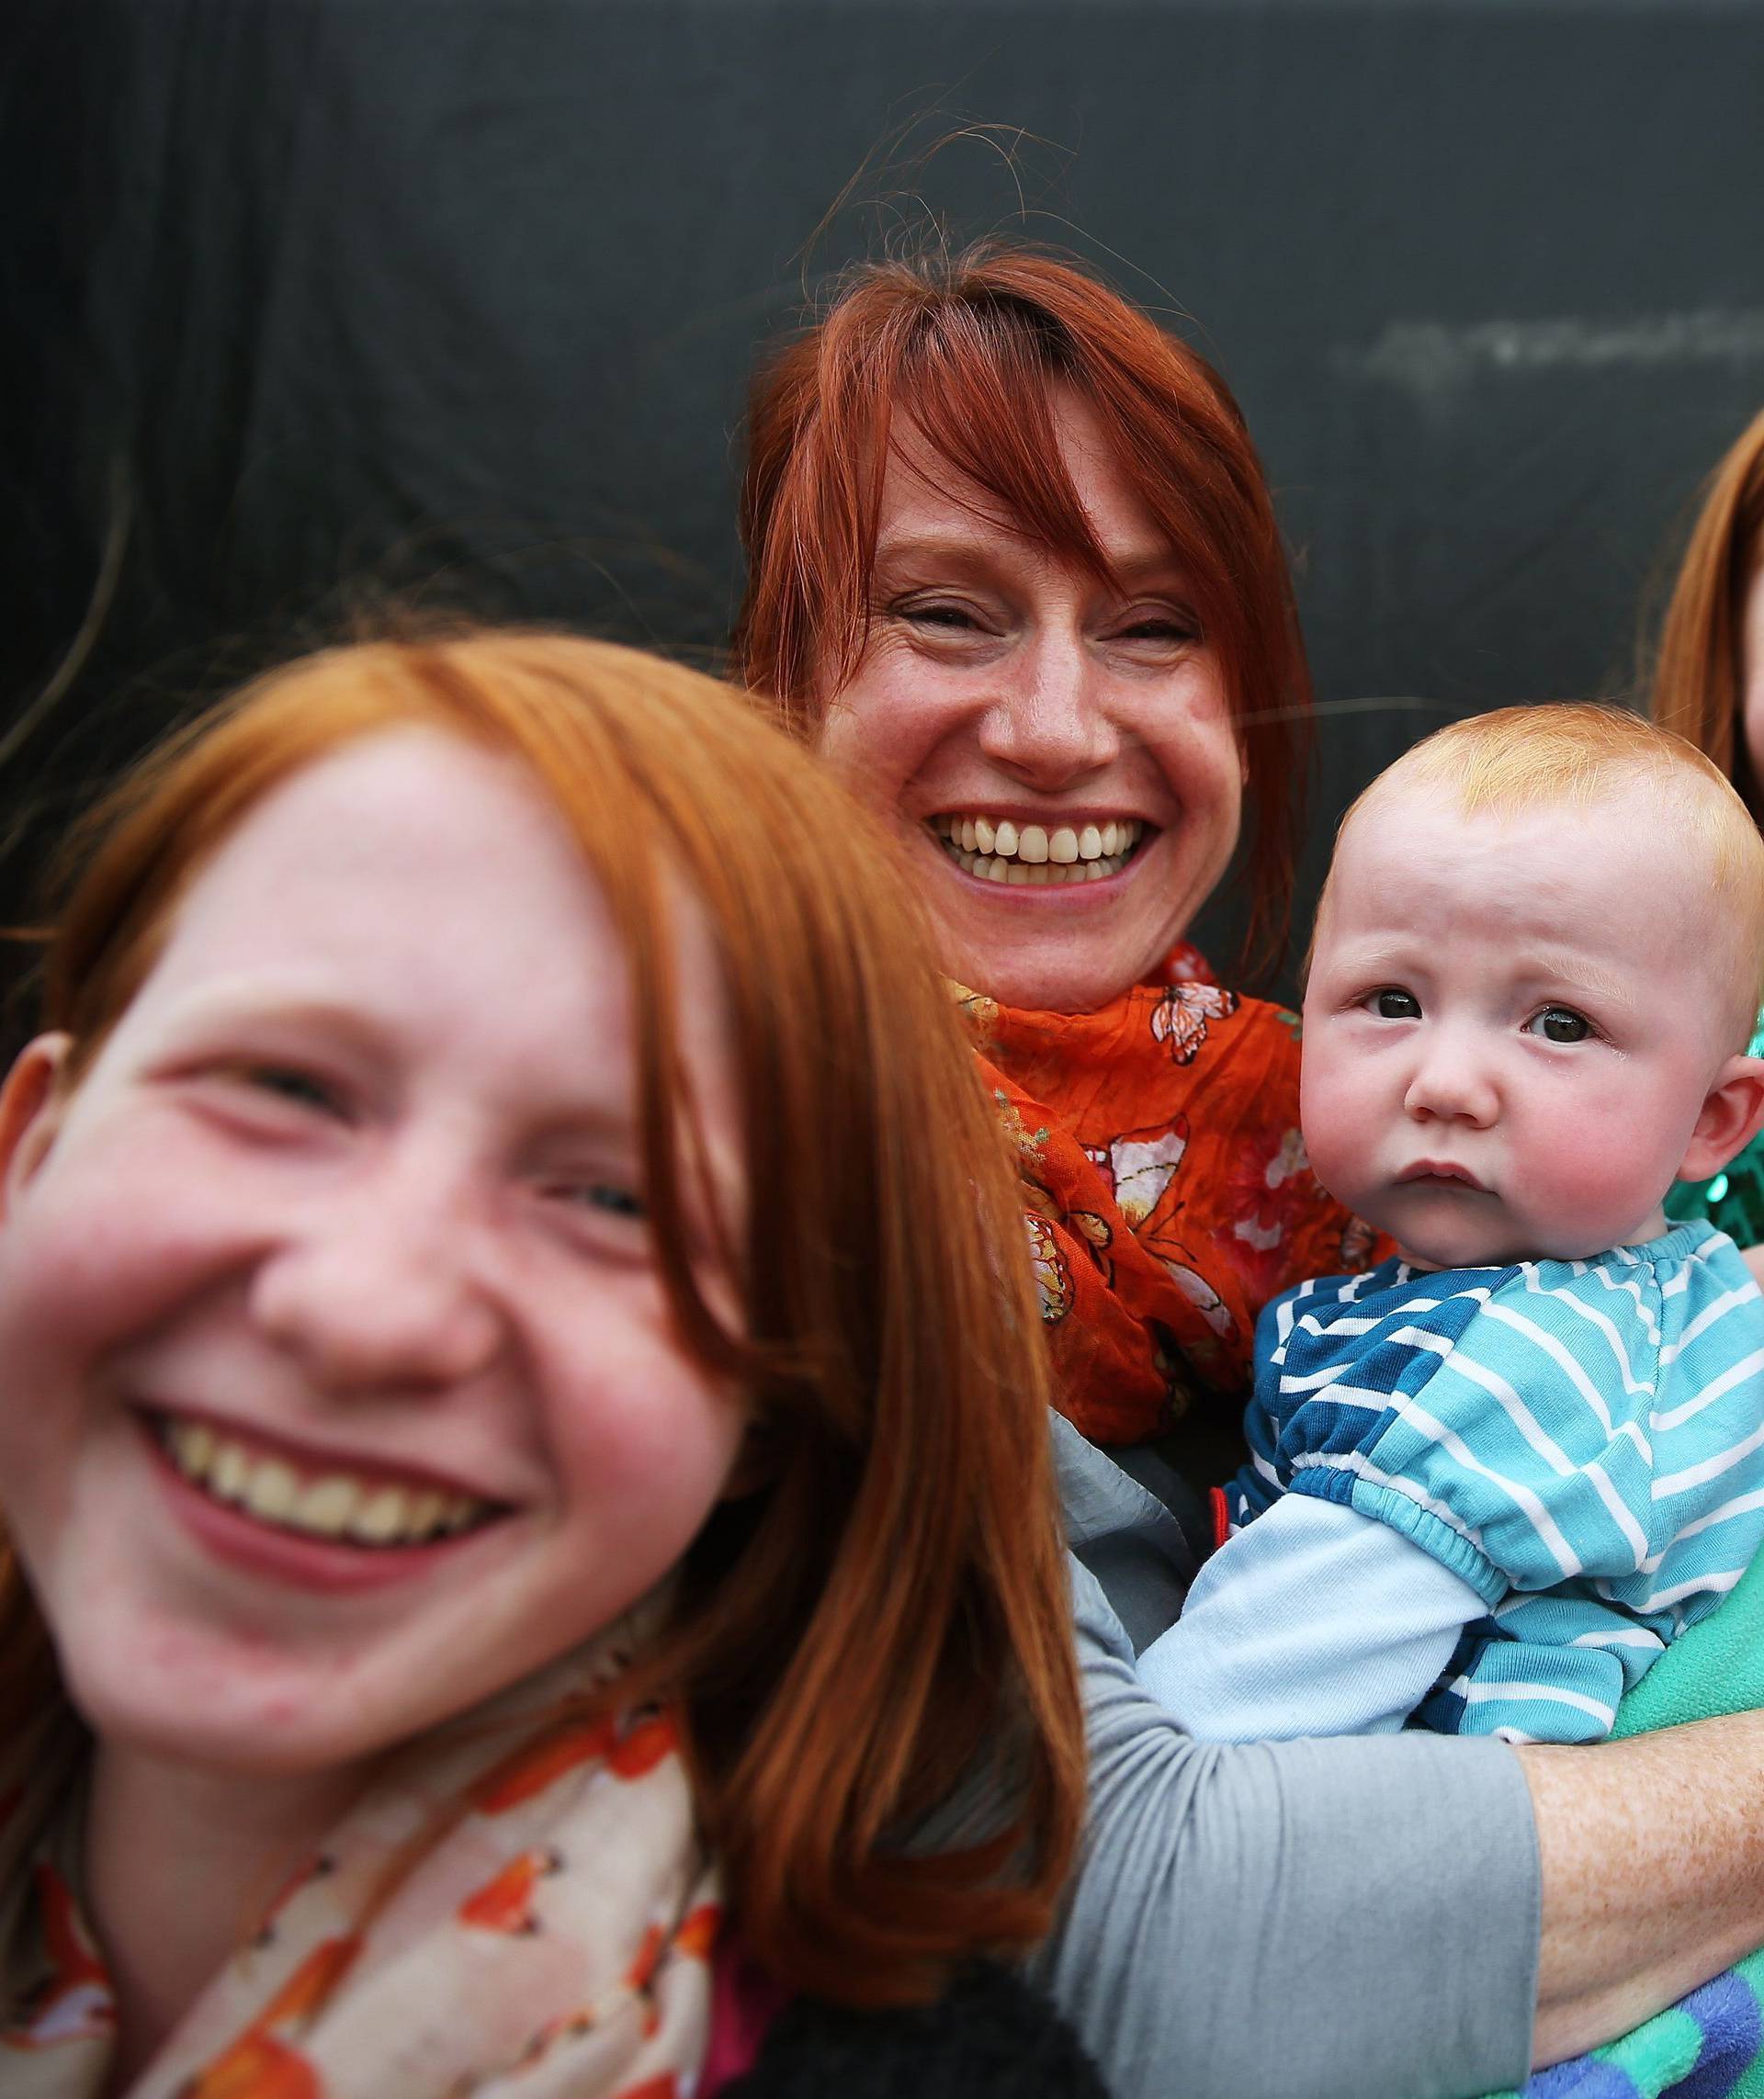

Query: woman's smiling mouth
left=927, top=813, right=1147, bottom=886
left=150, top=1409, right=497, bottom=1549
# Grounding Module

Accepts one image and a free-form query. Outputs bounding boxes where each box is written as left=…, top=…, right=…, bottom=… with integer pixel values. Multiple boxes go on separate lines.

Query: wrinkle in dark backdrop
left=5, top=0, right=1764, bottom=1008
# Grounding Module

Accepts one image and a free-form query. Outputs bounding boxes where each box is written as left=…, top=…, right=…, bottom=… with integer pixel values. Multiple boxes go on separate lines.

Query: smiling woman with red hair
left=739, top=244, right=1368, bottom=1448
left=734, top=244, right=1764, bottom=2099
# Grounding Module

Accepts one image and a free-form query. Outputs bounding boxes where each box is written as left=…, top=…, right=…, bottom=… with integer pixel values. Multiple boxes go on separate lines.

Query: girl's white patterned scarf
left=0, top=1621, right=722, bottom=2099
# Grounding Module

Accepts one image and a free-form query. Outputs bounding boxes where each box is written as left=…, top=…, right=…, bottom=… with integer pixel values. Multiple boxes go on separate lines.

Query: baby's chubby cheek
left=1521, top=1138, right=1669, bottom=1243
left=1295, top=1070, right=1378, bottom=1216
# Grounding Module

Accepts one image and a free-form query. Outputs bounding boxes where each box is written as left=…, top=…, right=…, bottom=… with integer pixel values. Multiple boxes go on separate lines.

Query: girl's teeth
left=157, top=1417, right=487, bottom=1548
left=408, top=1488, right=447, bottom=1534
left=1018, top=824, right=1048, bottom=863
left=351, top=1487, right=412, bottom=1544
left=172, top=1419, right=216, bottom=1476
left=1049, top=827, right=1080, bottom=864
left=974, top=817, right=996, bottom=853
left=993, top=819, right=1019, bottom=856
left=1078, top=824, right=1102, bottom=860
left=213, top=1441, right=249, bottom=1500
left=296, top=1475, right=361, bottom=1536
left=244, top=1459, right=299, bottom=1523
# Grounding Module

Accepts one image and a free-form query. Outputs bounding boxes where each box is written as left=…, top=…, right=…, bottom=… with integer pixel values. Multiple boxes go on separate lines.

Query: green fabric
left=1611, top=1529, right=1764, bottom=1739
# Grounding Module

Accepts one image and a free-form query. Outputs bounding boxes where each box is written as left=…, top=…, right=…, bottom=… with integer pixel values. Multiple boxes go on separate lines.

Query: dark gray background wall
left=6, top=0, right=1764, bottom=992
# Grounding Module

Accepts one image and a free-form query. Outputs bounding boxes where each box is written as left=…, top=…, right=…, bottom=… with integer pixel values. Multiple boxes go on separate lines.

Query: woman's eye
left=1114, top=610, right=1198, bottom=646
left=1371, top=988, right=1422, bottom=1021
left=902, top=601, right=982, bottom=634
left=1526, top=1007, right=1592, bottom=1044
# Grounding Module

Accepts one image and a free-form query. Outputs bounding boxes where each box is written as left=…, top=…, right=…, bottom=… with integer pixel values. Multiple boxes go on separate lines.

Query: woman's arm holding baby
left=1054, top=1421, right=1764, bottom=2094
left=1043, top=1556, right=1543, bottom=2099
left=1058, top=1552, right=1764, bottom=2097
left=1524, top=1716, right=1764, bottom=2066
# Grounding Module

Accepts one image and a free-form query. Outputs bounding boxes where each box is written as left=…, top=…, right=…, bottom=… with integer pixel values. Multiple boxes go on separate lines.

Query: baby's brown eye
left=1374, top=989, right=1421, bottom=1021
left=1528, top=1007, right=1590, bottom=1044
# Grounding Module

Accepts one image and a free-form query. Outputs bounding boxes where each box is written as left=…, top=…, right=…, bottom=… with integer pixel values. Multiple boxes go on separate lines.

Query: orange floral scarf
left=0, top=1619, right=720, bottom=2099
left=964, top=946, right=1382, bottom=1447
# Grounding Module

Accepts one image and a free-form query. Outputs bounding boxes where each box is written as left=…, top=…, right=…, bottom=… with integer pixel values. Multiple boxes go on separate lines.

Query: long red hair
left=1651, top=405, right=1764, bottom=810
left=5, top=630, right=1082, bottom=2006
left=733, top=243, right=1314, bottom=977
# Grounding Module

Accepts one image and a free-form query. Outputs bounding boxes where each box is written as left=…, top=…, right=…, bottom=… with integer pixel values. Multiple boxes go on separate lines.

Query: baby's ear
left=1677, top=1054, right=1764, bottom=1184
left=0, top=1034, right=74, bottom=1213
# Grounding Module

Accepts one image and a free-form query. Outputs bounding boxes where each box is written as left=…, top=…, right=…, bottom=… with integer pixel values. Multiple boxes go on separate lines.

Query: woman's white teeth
left=162, top=1417, right=486, bottom=1547
left=932, top=814, right=1144, bottom=883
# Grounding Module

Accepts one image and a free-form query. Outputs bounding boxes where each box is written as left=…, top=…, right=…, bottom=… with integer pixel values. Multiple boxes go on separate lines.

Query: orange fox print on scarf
left=0, top=1629, right=721, bottom=2099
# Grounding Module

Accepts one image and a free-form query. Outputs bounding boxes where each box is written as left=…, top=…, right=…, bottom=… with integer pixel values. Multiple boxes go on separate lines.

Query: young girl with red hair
left=0, top=630, right=1092, bottom=2098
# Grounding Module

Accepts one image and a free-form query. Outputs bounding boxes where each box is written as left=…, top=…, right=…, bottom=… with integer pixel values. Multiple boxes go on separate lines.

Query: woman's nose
left=1402, top=1034, right=1499, bottom=1127
left=248, top=1161, right=503, bottom=1394
left=976, top=630, right=1122, bottom=788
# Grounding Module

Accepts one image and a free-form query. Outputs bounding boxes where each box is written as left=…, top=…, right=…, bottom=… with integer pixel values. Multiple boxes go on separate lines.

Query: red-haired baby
left=1142, top=705, right=1764, bottom=1744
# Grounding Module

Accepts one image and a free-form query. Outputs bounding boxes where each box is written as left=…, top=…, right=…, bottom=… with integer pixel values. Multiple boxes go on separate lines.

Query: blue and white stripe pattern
left=1225, top=1221, right=1764, bottom=1743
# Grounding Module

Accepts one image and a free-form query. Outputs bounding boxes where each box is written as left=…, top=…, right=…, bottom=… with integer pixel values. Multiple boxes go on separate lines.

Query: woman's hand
left=1524, top=1714, right=1764, bottom=2065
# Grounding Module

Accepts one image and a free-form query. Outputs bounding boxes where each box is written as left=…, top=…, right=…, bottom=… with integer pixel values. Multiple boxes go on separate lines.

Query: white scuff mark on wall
left=1341, top=310, right=1764, bottom=398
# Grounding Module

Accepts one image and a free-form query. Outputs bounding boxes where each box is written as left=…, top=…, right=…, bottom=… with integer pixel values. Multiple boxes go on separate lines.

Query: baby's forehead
left=1329, top=773, right=1721, bottom=946
left=1343, top=769, right=1700, bottom=879
left=1325, top=769, right=1752, bottom=1018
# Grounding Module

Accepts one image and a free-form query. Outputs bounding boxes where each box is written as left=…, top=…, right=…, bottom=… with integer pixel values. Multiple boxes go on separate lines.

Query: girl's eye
left=551, top=1179, right=648, bottom=1224
left=1526, top=1006, right=1592, bottom=1044
left=1372, top=988, right=1422, bottom=1021
left=243, top=1065, right=344, bottom=1115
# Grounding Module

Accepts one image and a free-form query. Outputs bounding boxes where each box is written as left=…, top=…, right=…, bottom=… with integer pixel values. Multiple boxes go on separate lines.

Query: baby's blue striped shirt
left=1226, top=1221, right=1764, bottom=1741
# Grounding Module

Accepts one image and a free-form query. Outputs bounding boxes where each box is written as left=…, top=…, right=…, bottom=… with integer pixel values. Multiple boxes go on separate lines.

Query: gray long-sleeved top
left=1035, top=1417, right=1541, bottom=2099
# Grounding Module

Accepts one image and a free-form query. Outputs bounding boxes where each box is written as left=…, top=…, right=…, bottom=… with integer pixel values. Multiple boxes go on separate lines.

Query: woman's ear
left=0, top=1033, right=74, bottom=1216
left=1677, top=1053, right=1764, bottom=1184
